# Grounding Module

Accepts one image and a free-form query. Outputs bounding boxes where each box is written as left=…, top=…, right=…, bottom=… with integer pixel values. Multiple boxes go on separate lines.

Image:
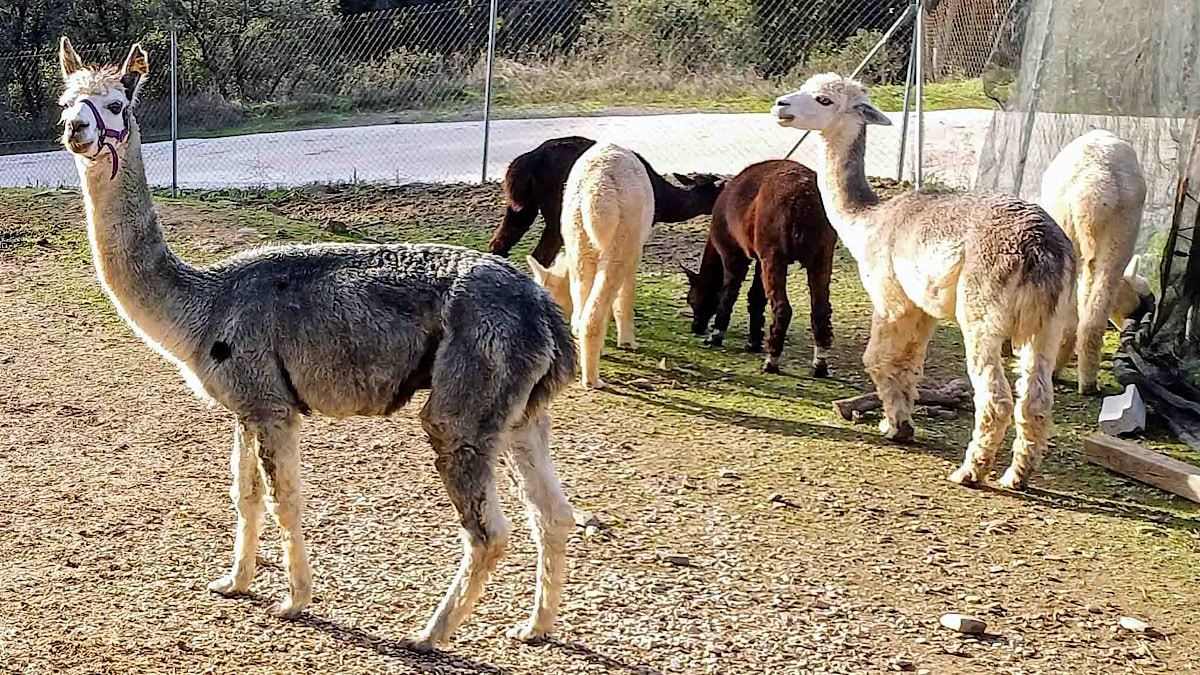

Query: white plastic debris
left=1099, top=384, right=1146, bottom=436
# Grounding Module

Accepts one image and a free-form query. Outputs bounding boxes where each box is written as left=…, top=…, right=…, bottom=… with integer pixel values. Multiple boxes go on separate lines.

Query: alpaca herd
left=56, top=39, right=1152, bottom=652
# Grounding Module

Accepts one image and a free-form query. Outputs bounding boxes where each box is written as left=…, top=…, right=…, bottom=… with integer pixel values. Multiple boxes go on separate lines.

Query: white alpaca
left=1041, top=130, right=1148, bottom=394
left=772, top=74, right=1076, bottom=489
left=528, top=142, right=654, bottom=389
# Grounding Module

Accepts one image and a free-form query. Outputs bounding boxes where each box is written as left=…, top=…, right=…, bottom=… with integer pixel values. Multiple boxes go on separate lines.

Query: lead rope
left=80, top=98, right=128, bottom=180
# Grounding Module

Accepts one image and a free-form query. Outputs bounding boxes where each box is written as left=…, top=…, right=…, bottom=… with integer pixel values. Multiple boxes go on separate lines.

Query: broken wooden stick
left=833, top=378, right=973, bottom=421
left=1084, top=433, right=1200, bottom=504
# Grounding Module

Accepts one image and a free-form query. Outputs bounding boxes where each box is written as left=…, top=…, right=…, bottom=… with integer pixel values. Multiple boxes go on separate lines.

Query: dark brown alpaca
left=684, top=160, right=837, bottom=377
left=488, top=136, right=725, bottom=265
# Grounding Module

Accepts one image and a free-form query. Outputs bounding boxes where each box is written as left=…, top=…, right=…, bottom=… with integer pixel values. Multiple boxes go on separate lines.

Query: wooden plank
left=1083, top=433, right=1200, bottom=504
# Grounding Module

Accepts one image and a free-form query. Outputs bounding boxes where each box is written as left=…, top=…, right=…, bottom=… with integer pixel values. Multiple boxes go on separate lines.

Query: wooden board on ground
left=1083, top=433, right=1200, bottom=504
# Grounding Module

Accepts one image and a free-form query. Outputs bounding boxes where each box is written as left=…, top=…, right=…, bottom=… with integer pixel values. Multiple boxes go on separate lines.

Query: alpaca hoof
left=507, top=623, right=551, bottom=645
left=617, top=340, right=638, bottom=351
left=1078, top=382, right=1099, bottom=396
left=762, top=359, right=780, bottom=374
left=400, top=634, right=438, bottom=654
left=581, top=378, right=608, bottom=390
left=880, top=419, right=914, bottom=443
left=998, top=467, right=1028, bottom=490
left=704, top=335, right=724, bottom=347
left=269, top=598, right=306, bottom=620
left=744, top=341, right=763, bottom=353
left=811, top=360, right=829, bottom=378
left=207, top=575, right=249, bottom=597
left=947, top=465, right=984, bottom=488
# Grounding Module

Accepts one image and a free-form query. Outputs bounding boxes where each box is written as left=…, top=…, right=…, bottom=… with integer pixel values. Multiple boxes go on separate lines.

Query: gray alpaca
left=57, top=38, right=576, bottom=652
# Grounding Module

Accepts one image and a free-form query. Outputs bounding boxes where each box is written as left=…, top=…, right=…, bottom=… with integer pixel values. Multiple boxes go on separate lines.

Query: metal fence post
left=914, top=0, right=925, bottom=188
left=480, top=0, right=499, bottom=183
left=785, top=2, right=916, bottom=161
left=170, top=29, right=179, bottom=196
left=896, top=4, right=918, bottom=182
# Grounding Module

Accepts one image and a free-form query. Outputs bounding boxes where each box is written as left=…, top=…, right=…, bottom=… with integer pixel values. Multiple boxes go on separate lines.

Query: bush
left=338, top=47, right=480, bottom=111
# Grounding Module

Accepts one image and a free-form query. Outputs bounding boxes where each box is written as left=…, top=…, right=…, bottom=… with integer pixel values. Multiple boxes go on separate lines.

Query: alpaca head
left=57, top=37, right=148, bottom=168
left=680, top=263, right=715, bottom=336
left=1111, top=254, right=1156, bottom=326
left=770, top=73, right=891, bottom=138
left=671, top=172, right=727, bottom=211
left=527, top=254, right=572, bottom=315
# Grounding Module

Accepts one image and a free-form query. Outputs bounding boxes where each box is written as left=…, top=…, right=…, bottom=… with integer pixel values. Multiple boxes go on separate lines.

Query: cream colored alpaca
left=1041, top=130, right=1148, bottom=394
left=528, top=142, right=654, bottom=389
left=773, top=74, right=1075, bottom=489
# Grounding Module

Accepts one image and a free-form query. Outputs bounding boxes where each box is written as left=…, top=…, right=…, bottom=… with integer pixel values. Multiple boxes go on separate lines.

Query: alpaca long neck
left=815, top=124, right=880, bottom=262
left=79, top=119, right=204, bottom=356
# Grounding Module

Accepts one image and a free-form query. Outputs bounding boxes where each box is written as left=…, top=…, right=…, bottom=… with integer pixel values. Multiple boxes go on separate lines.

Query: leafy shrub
left=338, top=47, right=479, bottom=110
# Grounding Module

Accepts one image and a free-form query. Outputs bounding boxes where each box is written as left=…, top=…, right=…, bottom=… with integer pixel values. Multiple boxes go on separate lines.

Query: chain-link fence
left=0, top=0, right=1011, bottom=191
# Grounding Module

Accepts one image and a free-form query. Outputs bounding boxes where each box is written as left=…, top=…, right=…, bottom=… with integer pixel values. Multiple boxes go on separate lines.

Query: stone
left=573, top=509, right=602, bottom=529
left=657, top=357, right=675, bottom=371
left=717, top=468, right=741, bottom=479
left=630, top=378, right=654, bottom=390
left=940, top=613, right=987, bottom=634
left=657, top=552, right=690, bottom=567
left=1098, top=384, right=1146, bottom=436
left=1118, top=616, right=1152, bottom=633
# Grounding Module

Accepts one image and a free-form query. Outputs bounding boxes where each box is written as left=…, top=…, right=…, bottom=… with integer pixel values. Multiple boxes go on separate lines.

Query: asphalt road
left=1, top=110, right=993, bottom=189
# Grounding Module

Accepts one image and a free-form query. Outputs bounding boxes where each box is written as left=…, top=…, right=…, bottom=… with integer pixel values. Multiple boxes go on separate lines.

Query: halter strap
left=80, top=98, right=128, bottom=180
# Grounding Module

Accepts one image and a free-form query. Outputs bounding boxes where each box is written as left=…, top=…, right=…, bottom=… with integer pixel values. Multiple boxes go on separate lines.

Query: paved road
left=1, top=110, right=994, bottom=189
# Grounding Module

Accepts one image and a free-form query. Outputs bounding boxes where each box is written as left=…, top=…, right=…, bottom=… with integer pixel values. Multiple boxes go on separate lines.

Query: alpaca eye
left=815, top=96, right=834, bottom=107
left=107, top=102, right=124, bottom=114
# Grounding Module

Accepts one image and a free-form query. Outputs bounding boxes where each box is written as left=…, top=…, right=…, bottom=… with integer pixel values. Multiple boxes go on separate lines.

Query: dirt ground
left=2, top=184, right=1199, bottom=675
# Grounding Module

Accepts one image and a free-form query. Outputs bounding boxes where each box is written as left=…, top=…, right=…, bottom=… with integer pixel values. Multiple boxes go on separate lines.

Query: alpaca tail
left=525, top=298, right=577, bottom=418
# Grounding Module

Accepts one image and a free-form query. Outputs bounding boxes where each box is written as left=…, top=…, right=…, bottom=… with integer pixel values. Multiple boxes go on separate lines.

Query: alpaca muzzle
left=78, top=98, right=127, bottom=180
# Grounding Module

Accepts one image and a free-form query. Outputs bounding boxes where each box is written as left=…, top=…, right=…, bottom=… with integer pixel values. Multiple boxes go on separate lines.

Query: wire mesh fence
left=0, top=0, right=1055, bottom=193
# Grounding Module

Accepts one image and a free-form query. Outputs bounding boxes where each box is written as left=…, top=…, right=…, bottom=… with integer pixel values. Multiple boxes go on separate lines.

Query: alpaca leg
left=567, top=255, right=598, bottom=339
left=530, top=202, right=565, bottom=267
left=1054, top=279, right=1080, bottom=378
left=806, top=254, right=834, bottom=378
left=578, top=264, right=624, bottom=389
left=1075, top=262, right=1119, bottom=395
left=1001, top=326, right=1060, bottom=489
left=614, top=260, right=639, bottom=350
left=503, top=410, right=574, bottom=642
left=745, top=262, right=766, bottom=352
left=489, top=205, right=539, bottom=259
left=255, top=414, right=312, bottom=618
left=759, top=254, right=792, bottom=374
left=209, top=418, right=264, bottom=596
left=863, top=309, right=937, bottom=442
left=406, top=417, right=509, bottom=653
left=948, top=328, right=1014, bottom=487
left=707, top=254, right=750, bottom=347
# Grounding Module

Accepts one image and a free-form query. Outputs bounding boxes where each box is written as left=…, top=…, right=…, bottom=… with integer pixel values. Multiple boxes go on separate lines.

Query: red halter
left=80, top=98, right=128, bottom=180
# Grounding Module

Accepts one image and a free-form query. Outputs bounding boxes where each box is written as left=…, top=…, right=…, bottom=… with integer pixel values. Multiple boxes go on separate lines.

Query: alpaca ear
left=677, top=260, right=700, bottom=284
left=1124, top=254, right=1141, bottom=279
left=121, top=43, right=149, bottom=104
left=59, top=37, right=85, bottom=81
left=855, top=102, right=892, bottom=126
left=527, top=255, right=549, bottom=284
left=672, top=172, right=696, bottom=186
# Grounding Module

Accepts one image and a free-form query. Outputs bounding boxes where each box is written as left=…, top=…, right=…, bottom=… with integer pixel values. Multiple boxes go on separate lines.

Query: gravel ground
left=1, top=186, right=1199, bottom=675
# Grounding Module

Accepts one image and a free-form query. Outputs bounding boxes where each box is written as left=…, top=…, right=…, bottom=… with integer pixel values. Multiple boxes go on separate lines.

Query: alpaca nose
left=67, top=118, right=89, bottom=135
left=775, top=99, right=789, bottom=107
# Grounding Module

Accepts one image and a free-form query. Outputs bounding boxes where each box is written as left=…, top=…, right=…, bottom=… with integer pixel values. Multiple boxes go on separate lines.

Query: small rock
left=1084, top=603, right=1105, bottom=614
left=717, top=468, right=741, bottom=480
left=768, top=492, right=784, bottom=503
left=657, top=552, right=690, bottom=567
left=964, top=595, right=982, bottom=604
left=1118, top=616, right=1160, bottom=637
left=940, top=613, right=987, bottom=634
left=572, top=509, right=602, bottom=529
left=629, top=378, right=654, bottom=390
left=918, top=670, right=931, bottom=675
left=989, top=565, right=1005, bottom=574
left=889, top=656, right=915, bottom=671
left=657, top=357, right=674, bottom=371
left=584, top=525, right=600, bottom=537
